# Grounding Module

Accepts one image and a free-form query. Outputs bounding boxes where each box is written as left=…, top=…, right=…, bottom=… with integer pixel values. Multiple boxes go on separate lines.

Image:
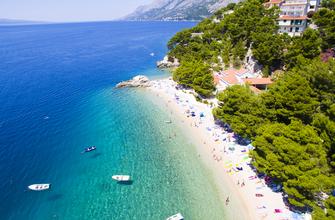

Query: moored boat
left=166, top=213, right=184, bottom=220
left=28, top=183, right=51, bottom=191
left=112, top=175, right=131, bottom=182
left=82, top=146, right=96, bottom=153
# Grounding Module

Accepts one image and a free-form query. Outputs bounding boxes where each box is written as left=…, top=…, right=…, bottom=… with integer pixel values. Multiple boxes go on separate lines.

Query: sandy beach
left=147, top=77, right=310, bottom=220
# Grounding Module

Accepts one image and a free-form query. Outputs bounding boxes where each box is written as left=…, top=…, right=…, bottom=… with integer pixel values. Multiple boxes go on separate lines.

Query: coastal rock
left=116, top=75, right=151, bottom=88
left=157, top=56, right=179, bottom=68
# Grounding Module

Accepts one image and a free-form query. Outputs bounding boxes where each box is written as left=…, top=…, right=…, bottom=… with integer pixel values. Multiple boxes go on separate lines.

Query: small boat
left=150, top=52, right=155, bottom=56
left=112, top=175, right=131, bottom=182
left=165, top=120, right=172, bottom=124
left=82, top=146, right=96, bottom=153
left=28, top=183, right=51, bottom=191
left=166, top=213, right=184, bottom=220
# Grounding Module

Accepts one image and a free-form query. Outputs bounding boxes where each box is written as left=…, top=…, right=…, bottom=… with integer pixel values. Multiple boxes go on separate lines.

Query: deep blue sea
left=0, top=21, right=227, bottom=220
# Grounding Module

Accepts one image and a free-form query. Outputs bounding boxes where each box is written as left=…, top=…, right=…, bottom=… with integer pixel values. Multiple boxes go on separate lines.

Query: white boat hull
left=28, top=184, right=51, bottom=191
left=166, top=213, right=184, bottom=220
left=112, top=175, right=130, bottom=182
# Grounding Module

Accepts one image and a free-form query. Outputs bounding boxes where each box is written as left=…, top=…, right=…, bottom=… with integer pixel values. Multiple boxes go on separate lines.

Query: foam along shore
left=147, top=77, right=311, bottom=220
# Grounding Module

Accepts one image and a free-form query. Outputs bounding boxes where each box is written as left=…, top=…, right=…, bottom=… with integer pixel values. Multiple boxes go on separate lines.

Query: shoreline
left=146, top=77, right=309, bottom=220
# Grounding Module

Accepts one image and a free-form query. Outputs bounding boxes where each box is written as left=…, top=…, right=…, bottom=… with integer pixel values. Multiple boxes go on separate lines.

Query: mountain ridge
left=0, top=18, right=47, bottom=25
left=123, top=0, right=240, bottom=21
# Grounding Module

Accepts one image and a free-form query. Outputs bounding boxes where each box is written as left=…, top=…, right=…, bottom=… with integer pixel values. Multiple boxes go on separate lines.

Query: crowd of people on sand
left=148, top=78, right=311, bottom=220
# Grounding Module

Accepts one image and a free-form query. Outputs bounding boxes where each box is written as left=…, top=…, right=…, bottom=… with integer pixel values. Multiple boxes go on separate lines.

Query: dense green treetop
left=321, top=0, right=335, bottom=10
left=213, top=59, right=335, bottom=217
left=173, top=59, right=215, bottom=97
left=213, top=85, right=266, bottom=138
left=167, top=2, right=335, bottom=216
left=167, top=0, right=333, bottom=96
left=251, top=120, right=333, bottom=208
left=284, top=28, right=322, bottom=69
left=313, top=8, right=335, bottom=50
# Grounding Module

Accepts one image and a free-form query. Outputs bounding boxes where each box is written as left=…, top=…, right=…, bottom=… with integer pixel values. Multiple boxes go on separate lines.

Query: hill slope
left=124, top=0, right=240, bottom=21
left=0, top=19, right=46, bottom=25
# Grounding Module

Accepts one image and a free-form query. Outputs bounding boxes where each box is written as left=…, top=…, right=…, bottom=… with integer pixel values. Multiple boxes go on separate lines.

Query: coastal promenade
left=148, top=77, right=310, bottom=220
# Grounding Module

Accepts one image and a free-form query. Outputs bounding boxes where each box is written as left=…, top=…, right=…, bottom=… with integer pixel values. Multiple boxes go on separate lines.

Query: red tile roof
left=219, top=68, right=248, bottom=85
left=222, top=74, right=239, bottom=85
left=243, top=78, right=273, bottom=85
left=278, top=15, right=307, bottom=20
left=264, top=0, right=283, bottom=7
left=223, top=68, right=248, bottom=75
left=269, top=0, right=284, bottom=3
left=213, top=75, right=220, bottom=85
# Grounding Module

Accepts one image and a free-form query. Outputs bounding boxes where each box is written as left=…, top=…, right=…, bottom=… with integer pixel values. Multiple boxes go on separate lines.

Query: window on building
left=290, top=27, right=293, bottom=32
left=295, top=27, right=299, bottom=32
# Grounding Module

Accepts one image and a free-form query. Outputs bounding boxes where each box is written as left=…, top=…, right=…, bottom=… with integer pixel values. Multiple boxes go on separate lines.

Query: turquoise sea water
left=0, top=22, right=227, bottom=219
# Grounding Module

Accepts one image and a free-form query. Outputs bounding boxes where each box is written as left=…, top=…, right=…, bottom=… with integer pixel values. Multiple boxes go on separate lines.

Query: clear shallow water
left=0, top=22, right=226, bottom=219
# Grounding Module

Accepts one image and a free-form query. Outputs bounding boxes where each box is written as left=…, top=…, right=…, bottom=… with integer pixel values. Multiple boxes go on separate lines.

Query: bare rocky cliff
left=123, top=0, right=240, bottom=21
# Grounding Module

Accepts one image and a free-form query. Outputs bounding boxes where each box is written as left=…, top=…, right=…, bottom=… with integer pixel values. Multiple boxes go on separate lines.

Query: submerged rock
left=156, top=56, right=179, bottom=69
left=116, top=75, right=150, bottom=88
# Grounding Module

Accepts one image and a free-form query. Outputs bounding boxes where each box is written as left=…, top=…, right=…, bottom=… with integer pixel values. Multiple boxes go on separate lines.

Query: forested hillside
left=167, top=0, right=335, bottom=218
left=168, top=0, right=326, bottom=96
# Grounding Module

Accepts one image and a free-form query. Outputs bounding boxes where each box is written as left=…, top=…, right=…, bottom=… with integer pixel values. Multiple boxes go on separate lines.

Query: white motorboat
left=112, top=175, right=131, bottom=182
left=28, top=183, right=51, bottom=191
left=166, top=213, right=184, bottom=220
left=165, top=120, right=172, bottom=124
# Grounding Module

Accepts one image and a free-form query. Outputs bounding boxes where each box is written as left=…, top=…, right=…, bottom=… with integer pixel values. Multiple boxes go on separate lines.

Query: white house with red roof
left=264, top=0, right=285, bottom=8
left=213, top=68, right=273, bottom=93
left=265, top=0, right=320, bottom=36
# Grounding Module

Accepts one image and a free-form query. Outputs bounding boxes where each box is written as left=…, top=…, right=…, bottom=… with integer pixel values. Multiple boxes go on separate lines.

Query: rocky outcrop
left=157, top=56, right=180, bottom=68
left=116, top=75, right=151, bottom=88
left=244, top=47, right=262, bottom=75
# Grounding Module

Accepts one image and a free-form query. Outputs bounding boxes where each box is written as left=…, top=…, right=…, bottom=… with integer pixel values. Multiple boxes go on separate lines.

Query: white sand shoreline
left=147, top=77, right=311, bottom=220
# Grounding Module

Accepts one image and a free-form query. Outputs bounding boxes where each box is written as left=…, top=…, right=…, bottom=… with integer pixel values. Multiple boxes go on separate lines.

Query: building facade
left=265, top=0, right=320, bottom=36
left=278, top=0, right=309, bottom=36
